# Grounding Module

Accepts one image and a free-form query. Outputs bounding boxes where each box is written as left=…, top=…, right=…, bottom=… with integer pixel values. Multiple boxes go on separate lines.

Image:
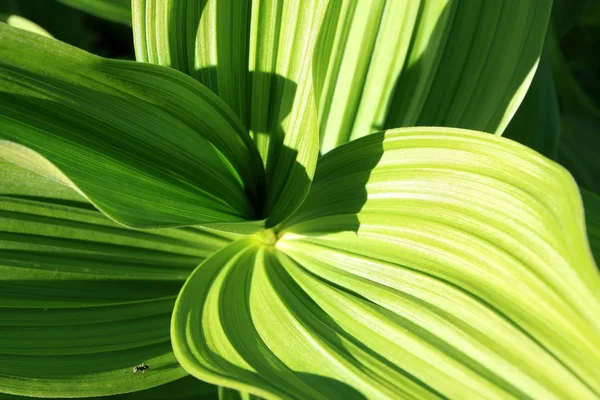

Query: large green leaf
left=173, top=128, right=600, bottom=399
left=503, top=49, right=560, bottom=159
left=558, top=114, right=600, bottom=195
left=582, top=188, right=600, bottom=264
left=313, top=0, right=552, bottom=153
left=0, top=23, right=266, bottom=228
left=0, top=160, right=233, bottom=398
left=58, top=0, right=132, bottom=26
left=132, top=0, right=325, bottom=226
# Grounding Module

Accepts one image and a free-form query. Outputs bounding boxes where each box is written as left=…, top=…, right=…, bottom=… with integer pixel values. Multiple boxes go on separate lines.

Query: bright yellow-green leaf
left=173, top=128, right=600, bottom=399
left=314, top=0, right=552, bottom=153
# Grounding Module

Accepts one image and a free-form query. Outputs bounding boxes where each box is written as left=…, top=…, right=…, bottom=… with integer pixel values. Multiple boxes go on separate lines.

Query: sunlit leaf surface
left=173, top=128, right=600, bottom=399
left=313, top=0, right=552, bottom=152
left=133, top=0, right=325, bottom=226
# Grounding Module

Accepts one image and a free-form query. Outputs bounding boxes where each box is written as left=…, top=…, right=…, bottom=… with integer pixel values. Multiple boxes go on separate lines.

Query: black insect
left=132, top=363, right=150, bottom=374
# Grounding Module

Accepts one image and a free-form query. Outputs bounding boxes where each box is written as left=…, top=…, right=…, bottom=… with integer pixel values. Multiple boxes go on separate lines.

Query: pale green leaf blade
left=132, top=1, right=327, bottom=226
left=558, top=114, right=600, bottom=194
left=171, top=239, right=275, bottom=397
left=582, top=188, right=600, bottom=263
left=57, top=0, right=132, bottom=26
left=132, top=0, right=250, bottom=119
left=0, top=14, right=52, bottom=37
left=173, top=238, right=383, bottom=399
left=172, top=128, right=600, bottom=399
left=503, top=49, right=560, bottom=159
left=0, top=23, right=266, bottom=228
left=0, top=160, right=231, bottom=398
left=246, top=1, right=324, bottom=226
left=278, top=128, right=600, bottom=397
left=315, top=0, right=552, bottom=153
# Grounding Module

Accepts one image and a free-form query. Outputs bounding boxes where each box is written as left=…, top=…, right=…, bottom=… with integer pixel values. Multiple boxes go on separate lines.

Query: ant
left=132, top=363, right=150, bottom=374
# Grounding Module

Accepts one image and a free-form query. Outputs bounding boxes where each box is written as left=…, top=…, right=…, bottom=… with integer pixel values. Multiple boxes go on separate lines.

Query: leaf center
left=254, top=229, right=277, bottom=246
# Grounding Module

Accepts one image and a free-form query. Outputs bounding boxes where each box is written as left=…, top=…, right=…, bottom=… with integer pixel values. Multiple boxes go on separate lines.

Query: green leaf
left=0, top=23, right=266, bottom=228
left=132, top=0, right=327, bottom=226
left=0, top=14, right=53, bottom=37
left=582, top=188, right=600, bottom=264
left=57, top=0, right=132, bottom=26
left=173, top=128, right=600, bottom=399
left=173, top=238, right=373, bottom=399
left=314, top=0, right=552, bottom=153
left=558, top=114, right=600, bottom=195
left=503, top=49, right=560, bottom=159
left=0, top=160, right=231, bottom=398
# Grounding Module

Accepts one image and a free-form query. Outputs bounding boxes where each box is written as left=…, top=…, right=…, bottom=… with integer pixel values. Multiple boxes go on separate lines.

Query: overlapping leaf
left=132, top=1, right=553, bottom=224
left=0, top=23, right=265, bottom=229
left=1, top=2, right=597, bottom=399
left=133, top=0, right=326, bottom=226
left=313, top=0, right=552, bottom=153
left=173, top=128, right=600, bottom=399
left=0, top=160, right=233, bottom=397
